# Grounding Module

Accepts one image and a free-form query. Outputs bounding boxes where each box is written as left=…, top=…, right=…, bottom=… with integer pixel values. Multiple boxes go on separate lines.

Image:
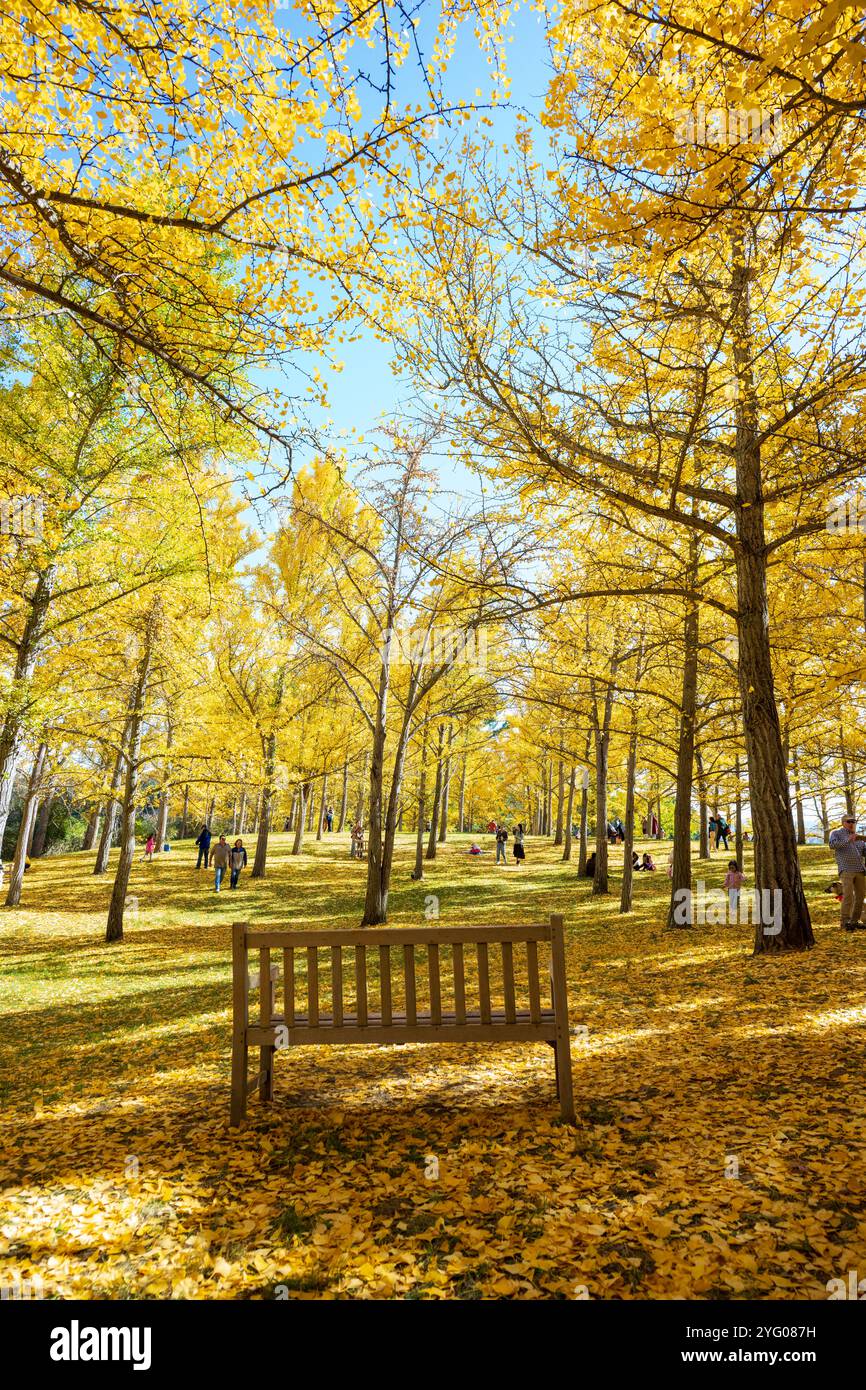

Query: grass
left=0, top=830, right=864, bottom=1300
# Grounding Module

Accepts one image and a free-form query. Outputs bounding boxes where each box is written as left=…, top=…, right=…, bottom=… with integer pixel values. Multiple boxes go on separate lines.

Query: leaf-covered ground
left=1, top=834, right=864, bottom=1300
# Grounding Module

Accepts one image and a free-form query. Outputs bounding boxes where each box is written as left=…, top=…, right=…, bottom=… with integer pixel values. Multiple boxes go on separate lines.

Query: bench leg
left=230, top=1028, right=248, bottom=1127
left=554, top=1032, right=576, bottom=1124
left=259, top=1043, right=275, bottom=1103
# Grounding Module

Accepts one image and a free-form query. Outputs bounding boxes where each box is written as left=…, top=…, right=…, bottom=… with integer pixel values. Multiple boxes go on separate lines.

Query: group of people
left=468, top=822, right=527, bottom=865
left=194, top=825, right=248, bottom=891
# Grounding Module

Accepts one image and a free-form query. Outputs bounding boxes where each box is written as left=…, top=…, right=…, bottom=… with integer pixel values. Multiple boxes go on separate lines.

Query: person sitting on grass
left=468, top=842, right=483, bottom=855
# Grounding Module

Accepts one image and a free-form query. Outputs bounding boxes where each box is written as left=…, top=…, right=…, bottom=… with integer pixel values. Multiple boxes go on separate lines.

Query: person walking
left=144, top=833, right=155, bottom=861
left=724, top=860, right=746, bottom=920
left=229, top=838, right=248, bottom=889
left=326, top=805, right=334, bottom=832
left=707, top=814, right=717, bottom=853
left=210, top=835, right=231, bottom=892
left=495, top=823, right=509, bottom=864
left=715, top=813, right=730, bottom=851
left=829, top=813, right=866, bottom=930
left=512, top=823, right=526, bottom=867
left=195, top=824, right=212, bottom=869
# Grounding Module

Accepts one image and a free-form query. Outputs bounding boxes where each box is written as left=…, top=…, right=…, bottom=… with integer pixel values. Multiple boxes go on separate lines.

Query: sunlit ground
left=1, top=832, right=864, bottom=1300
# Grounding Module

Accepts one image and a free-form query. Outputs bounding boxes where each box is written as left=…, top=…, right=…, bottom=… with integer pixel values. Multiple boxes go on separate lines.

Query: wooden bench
left=230, top=914, right=575, bottom=1125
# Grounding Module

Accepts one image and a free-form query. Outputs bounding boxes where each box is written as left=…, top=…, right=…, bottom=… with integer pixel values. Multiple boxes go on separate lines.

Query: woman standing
left=513, top=823, right=526, bottom=867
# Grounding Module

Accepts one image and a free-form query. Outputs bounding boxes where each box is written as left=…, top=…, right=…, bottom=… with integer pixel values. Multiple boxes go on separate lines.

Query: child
left=641, top=852, right=656, bottom=871
left=724, top=860, right=746, bottom=918
left=666, top=850, right=674, bottom=879
left=145, top=833, right=155, bottom=861
left=468, top=842, right=482, bottom=856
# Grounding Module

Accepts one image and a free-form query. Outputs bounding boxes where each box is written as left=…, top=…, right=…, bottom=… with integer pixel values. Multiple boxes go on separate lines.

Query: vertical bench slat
left=453, top=942, right=466, bottom=1024
left=331, top=946, right=343, bottom=1027
left=526, top=940, right=541, bottom=1025
left=549, top=914, right=575, bottom=1122
left=307, top=946, right=319, bottom=1027
left=259, top=946, right=274, bottom=1101
left=477, top=941, right=491, bottom=1024
left=404, top=945, right=417, bottom=1025
left=230, top=923, right=250, bottom=1126
left=380, top=946, right=392, bottom=1026
left=428, top=943, right=441, bottom=1025
left=356, top=945, right=368, bottom=1026
left=283, top=947, right=295, bottom=1026
left=501, top=940, right=516, bottom=1024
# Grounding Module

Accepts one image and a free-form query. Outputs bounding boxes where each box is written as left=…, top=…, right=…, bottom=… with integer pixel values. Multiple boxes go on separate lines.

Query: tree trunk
left=437, top=723, right=453, bottom=842
left=252, top=732, right=276, bottom=877
left=592, top=667, right=617, bottom=895
left=839, top=725, right=855, bottom=817
left=338, top=757, right=349, bottom=832
left=95, top=730, right=127, bottom=875
left=355, top=752, right=369, bottom=827
left=457, top=755, right=467, bottom=833
left=30, top=793, right=54, bottom=858
left=0, top=565, right=55, bottom=859
left=106, top=603, right=159, bottom=943
left=413, top=726, right=428, bottom=880
left=735, top=753, right=744, bottom=867
left=620, top=721, right=638, bottom=914
left=695, top=746, right=709, bottom=859
left=562, top=765, right=577, bottom=862
left=578, top=765, right=590, bottom=877
left=316, top=772, right=328, bottom=841
left=731, top=248, right=813, bottom=952
left=82, top=805, right=101, bottom=852
left=237, top=788, right=247, bottom=836
left=180, top=784, right=190, bottom=839
left=554, top=758, right=565, bottom=846
left=791, top=751, right=806, bottom=846
left=156, top=790, right=170, bottom=850
left=667, top=539, right=699, bottom=928
left=4, top=742, right=47, bottom=907
left=291, top=783, right=308, bottom=855
left=426, top=724, right=445, bottom=860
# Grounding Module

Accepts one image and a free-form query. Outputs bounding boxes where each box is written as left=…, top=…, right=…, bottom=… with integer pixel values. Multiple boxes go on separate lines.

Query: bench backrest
left=233, top=916, right=568, bottom=1039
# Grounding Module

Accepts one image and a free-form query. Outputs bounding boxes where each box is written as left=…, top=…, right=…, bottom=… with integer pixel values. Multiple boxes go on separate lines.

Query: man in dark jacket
left=195, top=824, right=212, bottom=869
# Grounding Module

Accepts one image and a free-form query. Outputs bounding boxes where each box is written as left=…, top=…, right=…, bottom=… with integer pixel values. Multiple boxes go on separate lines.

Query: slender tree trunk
left=338, top=757, right=349, bottom=832
left=839, top=726, right=855, bottom=817
left=286, top=789, right=297, bottom=833
left=291, top=783, right=308, bottom=856
left=578, top=763, right=590, bottom=877
left=562, top=765, right=577, bottom=862
left=106, top=603, right=159, bottom=943
left=4, top=742, right=47, bottom=907
left=413, top=725, right=428, bottom=880
left=30, top=792, right=54, bottom=858
left=554, top=757, right=565, bottom=846
left=437, top=723, right=453, bottom=842
left=735, top=753, right=744, bottom=867
left=238, top=788, right=247, bottom=836
left=252, top=732, right=276, bottom=877
left=696, top=746, right=709, bottom=859
left=592, top=666, right=618, bottom=895
left=95, top=730, right=127, bottom=875
left=426, top=724, right=445, bottom=860
left=457, top=755, right=467, bottom=833
left=82, top=805, right=101, bottom=852
left=179, top=784, right=190, bottom=839
left=791, top=751, right=806, bottom=846
left=731, top=246, right=813, bottom=953
left=620, top=721, right=638, bottom=913
left=668, top=538, right=699, bottom=928
left=355, top=752, right=369, bottom=827
left=0, top=566, right=56, bottom=859
left=316, top=772, right=328, bottom=841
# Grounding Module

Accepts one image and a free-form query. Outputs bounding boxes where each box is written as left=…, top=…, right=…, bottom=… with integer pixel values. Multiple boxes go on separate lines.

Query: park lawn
left=0, top=833, right=864, bottom=1301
